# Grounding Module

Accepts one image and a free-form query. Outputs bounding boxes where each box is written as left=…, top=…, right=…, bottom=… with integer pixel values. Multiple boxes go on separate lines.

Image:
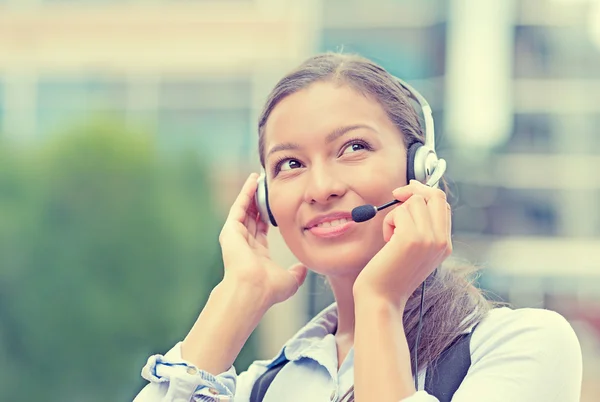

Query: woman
left=133, top=53, right=582, bottom=402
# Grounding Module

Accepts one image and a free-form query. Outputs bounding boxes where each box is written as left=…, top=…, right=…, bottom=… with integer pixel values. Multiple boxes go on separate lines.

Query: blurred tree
left=0, top=120, right=257, bottom=401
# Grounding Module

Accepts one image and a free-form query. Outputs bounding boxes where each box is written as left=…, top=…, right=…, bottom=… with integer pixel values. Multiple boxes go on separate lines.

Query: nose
left=302, top=165, right=347, bottom=205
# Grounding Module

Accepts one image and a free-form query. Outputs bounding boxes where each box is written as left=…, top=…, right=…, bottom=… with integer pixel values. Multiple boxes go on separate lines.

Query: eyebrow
left=266, top=124, right=375, bottom=159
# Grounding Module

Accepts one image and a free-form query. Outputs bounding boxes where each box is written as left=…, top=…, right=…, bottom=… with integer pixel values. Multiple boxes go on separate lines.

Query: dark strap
left=249, top=358, right=288, bottom=402
left=250, top=326, right=476, bottom=402
left=424, top=327, right=476, bottom=402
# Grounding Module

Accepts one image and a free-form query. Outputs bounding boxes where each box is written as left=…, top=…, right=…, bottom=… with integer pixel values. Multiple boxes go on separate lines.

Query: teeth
left=316, top=218, right=349, bottom=228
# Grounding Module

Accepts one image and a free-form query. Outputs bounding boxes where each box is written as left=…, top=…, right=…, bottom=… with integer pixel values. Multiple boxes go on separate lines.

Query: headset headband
left=394, top=77, right=436, bottom=151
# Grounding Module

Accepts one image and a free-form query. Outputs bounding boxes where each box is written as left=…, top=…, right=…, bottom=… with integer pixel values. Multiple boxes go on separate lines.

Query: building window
left=514, top=25, right=600, bottom=79
left=157, top=78, right=252, bottom=162
left=320, top=24, right=446, bottom=80
left=504, top=114, right=554, bottom=154
left=451, top=184, right=559, bottom=237
left=486, top=188, right=558, bottom=236
left=514, top=26, right=552, bottom=78
left=36, top=75, right=127, bottom=139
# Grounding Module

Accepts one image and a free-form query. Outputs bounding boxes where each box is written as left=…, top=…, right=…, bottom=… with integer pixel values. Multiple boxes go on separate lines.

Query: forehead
left=263, top=81, right=398, bottom=149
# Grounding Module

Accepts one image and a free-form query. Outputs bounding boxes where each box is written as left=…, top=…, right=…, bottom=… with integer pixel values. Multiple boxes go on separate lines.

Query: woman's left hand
left=353, top=180, right=453, bottom=309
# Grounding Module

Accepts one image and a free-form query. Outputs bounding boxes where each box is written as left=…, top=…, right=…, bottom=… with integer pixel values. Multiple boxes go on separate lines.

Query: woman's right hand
left=218, top=172, right=308, bottom=308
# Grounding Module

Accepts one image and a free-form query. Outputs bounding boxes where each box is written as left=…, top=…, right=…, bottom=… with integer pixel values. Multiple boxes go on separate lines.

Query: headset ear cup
left=406, top=142, right=423, bottom=182
left=255, top=173, right=278, bottom=227
left=263, top=181, right=278, bottom=227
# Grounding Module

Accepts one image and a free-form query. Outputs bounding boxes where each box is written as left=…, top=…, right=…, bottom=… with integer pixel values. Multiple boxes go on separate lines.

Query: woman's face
left=263, top=81, right=408, bottom=277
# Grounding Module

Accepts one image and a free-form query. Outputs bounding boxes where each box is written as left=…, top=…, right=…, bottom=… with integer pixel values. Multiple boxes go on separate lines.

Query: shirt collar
left=265, top=302, right=339, bottom=368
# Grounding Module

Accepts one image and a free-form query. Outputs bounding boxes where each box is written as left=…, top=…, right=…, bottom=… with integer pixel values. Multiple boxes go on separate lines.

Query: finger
left=244, top=207, right=259, bottom=243
left=288, top=263, right=308, bottom=288
left=219, top=220, right=247, bottom=252
left=448, top=203, right=452, bottom=245
left=382, top=204, right=415, bottom=243
left=403, top=194, right=434, bottom=239
left=446, top=203, right=452, bottom=254
left=246, top=214, right=257, bottom=248
left=426, top=195, right=452, bottom=257
left=392, top=180, right=447, bottom=204
left=227, top=173, right=260, bottom=224
left=247, top=210, right=263, bottom=249
left=254, top=216, right=270, bottom=249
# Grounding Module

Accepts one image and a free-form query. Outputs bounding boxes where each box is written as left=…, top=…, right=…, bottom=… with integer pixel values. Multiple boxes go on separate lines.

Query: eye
left=280, top=159, right=302, bottom=171
left=272, top=157, right=304, bottom=176
left=341, top=140, right=370, bottom=155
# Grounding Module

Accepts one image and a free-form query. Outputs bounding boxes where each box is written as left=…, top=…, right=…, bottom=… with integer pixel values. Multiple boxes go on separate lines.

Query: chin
left=296, top=243, right=378, bottom=278
left=282, top=223, right=385, bottom=276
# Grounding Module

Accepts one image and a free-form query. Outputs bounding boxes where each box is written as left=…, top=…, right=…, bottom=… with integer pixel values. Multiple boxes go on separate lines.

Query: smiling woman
left=261, top=82, right=409, bottom=275
left=133, top=53, right=582, bottom=402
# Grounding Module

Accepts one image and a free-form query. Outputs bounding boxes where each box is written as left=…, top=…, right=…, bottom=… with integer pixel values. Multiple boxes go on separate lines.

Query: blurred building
left=1, top=0, right=599, bottom=398
left=0, top=0, right=322, bottom=374
left=448, top=0, right=600, bottom=336
left=0, top=0, right=320, bottom=202
left=308, top=0, right=600, bottom=310
left=314, top=2, right=600, bottom=398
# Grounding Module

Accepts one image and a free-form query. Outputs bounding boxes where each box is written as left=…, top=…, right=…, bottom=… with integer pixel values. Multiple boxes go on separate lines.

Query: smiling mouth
left=305, top=217, right=356, bottom=239
left=312, top=218, right=351, bottom=229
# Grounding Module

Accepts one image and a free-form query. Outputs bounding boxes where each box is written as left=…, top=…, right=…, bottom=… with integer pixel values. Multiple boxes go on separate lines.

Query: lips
left=304, top=211, right=357, bottom=239
left=313, top=217, right=351, bottom=229
left=304, top=212, right=353, bottom=230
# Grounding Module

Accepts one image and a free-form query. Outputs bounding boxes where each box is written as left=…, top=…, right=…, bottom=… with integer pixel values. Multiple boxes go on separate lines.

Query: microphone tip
left=351, top=204, right=377, bottom=223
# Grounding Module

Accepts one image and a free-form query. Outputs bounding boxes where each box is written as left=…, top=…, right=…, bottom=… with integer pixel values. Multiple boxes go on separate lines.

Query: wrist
left=216, top=277, right=272, bottom=315
left=353, top=287, right=410, bottom=333
left=353, top=284, right=408, bottom=314
left=181, top=279, right=271, bottom=374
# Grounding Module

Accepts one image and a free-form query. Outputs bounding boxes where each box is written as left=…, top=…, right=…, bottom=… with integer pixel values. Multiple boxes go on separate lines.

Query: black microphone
left=350, top=159, right=447, bottom=223
left=351, top=200, right=399, bottom=222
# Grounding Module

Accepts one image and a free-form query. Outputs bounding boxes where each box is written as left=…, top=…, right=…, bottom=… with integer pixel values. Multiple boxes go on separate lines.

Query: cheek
left=356, top=149, right=407, bottom=185
left=268, top=184, right=301, bottom=228
left=351, top=167, right=405, bottom=205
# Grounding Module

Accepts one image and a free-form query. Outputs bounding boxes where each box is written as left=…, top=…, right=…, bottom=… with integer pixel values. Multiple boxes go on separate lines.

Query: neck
left=328, top=273, right=360, bottom=340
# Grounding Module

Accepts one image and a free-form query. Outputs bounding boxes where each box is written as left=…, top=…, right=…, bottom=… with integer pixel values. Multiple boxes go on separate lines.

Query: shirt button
left=186, top=366, right=198, bottom=375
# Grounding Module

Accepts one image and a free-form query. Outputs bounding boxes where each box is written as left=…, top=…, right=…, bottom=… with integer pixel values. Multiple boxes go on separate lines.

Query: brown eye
left=341, top=141, right=367, bottom=155
left=279, top=159, right=302, bottom=171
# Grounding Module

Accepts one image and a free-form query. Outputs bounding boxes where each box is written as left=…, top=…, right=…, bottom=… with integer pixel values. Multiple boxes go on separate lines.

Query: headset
left=255, top=76, right=446, bottom=227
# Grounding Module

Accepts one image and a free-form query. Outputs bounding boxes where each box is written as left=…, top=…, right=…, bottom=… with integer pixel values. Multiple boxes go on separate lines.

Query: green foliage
left=0, top=121, right=256, bottom=401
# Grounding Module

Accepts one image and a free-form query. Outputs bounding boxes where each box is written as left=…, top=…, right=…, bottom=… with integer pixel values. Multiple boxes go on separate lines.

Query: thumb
left=288, top=263, right=308, bottom=288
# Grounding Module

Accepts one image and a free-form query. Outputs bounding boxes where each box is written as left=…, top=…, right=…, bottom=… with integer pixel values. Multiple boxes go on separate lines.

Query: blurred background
left=0, top=0, right=599, bottom=400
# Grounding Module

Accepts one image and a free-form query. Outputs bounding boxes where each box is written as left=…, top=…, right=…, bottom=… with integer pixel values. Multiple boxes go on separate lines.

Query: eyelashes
left=270, top=137, right=375, bottom=177
left=341, top=137, right=374, bottom=154
left=271, top=154, right=299, bottom=176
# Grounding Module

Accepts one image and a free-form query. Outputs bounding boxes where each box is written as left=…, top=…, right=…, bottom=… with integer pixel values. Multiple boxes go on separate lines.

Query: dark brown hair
left=257, top=53, right=492, bottom=398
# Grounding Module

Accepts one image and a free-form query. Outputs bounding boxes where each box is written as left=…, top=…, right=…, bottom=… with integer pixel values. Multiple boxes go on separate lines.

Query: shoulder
left=470, top=306, right=582, bottom=382
left=472, top=306, right=580, bottom=353
left=449, top=307, right=583, bottom=401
